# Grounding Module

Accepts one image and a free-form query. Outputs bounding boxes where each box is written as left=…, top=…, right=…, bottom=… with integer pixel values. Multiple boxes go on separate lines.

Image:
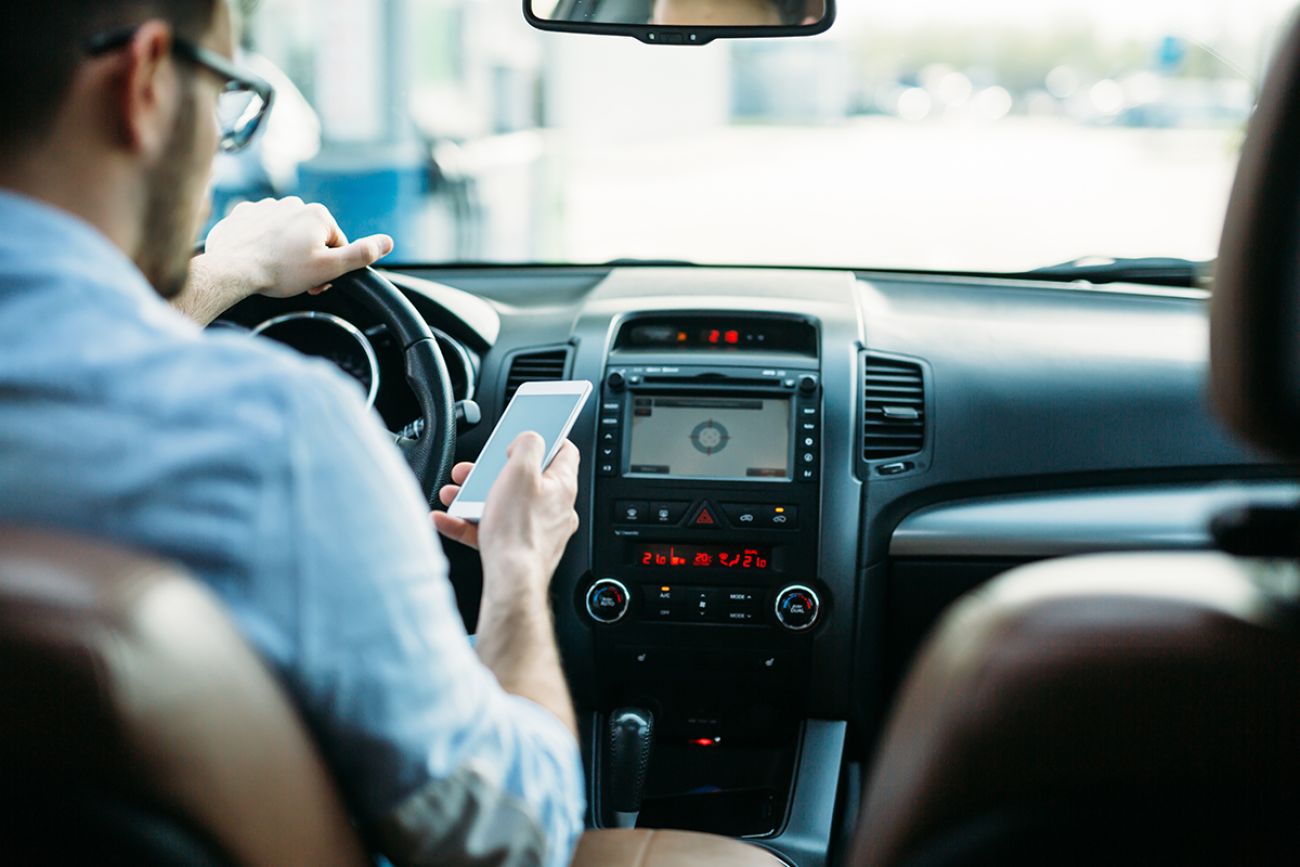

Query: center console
left=578, top=312, right=832, bottom=844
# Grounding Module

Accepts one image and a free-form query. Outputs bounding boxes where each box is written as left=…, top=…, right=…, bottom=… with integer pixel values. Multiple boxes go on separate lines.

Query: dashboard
left=219, top=263, right=1297, bottom=864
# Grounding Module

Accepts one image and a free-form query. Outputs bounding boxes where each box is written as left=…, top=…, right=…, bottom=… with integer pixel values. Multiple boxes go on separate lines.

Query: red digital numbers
left=638, top=545, right=769, bottom=570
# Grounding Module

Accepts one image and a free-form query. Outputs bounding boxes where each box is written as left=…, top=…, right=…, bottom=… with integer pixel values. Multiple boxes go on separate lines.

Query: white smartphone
left=446, top=380, right=593, bottom=522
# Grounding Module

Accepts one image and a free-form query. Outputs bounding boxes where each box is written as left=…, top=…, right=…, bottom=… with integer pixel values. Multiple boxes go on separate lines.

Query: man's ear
left=113, top=20, right=179, bottom=159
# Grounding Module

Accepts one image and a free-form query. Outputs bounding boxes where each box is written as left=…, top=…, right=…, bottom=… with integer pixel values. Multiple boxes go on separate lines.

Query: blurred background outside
left=219, top=0, right=1297, bottom=272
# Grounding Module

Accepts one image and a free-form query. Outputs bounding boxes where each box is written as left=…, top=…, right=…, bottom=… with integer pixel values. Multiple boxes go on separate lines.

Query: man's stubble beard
left=137, top=90, right=209, bottom=300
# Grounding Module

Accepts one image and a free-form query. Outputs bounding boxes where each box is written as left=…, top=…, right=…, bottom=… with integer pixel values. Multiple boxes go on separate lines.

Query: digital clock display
left=633, top=543, right=772, bottom=571
left=616, top=316, right=816, bottom=354
left=624, top=323, right=763, bottom=348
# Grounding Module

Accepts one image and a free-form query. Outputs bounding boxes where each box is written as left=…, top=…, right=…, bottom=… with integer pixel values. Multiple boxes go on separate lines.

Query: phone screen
left=455, top=392, right=588, bottom=504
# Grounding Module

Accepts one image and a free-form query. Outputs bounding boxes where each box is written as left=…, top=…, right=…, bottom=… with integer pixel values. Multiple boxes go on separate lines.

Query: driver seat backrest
left=849, top=12, right=1300, bottom=866
left=0, top=525, right=369, bottom=866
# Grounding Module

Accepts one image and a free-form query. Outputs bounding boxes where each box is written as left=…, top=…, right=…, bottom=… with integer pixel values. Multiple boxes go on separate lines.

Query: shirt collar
left=0, top=188, right=174, bottom=313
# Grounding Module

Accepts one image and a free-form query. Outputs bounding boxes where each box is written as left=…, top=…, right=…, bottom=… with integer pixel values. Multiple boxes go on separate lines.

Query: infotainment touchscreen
left=627, top=396, right=791, bottom=480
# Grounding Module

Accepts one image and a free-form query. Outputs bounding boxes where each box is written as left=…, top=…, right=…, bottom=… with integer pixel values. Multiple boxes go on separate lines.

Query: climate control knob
left=586, top=578, right=631, bottom=624
left=774, top=584, right=821, bottom=631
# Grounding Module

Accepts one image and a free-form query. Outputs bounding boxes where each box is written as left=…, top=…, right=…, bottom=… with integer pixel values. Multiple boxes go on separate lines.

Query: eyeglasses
left=85, top=26, right=275, bottom=154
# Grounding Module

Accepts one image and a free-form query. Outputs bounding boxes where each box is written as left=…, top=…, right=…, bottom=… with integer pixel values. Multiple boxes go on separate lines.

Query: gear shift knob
left=606, top=707, right=654, bottom=828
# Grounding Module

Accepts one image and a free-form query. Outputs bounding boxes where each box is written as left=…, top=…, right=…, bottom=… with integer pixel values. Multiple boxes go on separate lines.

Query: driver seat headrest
left=0, top=525, right=368, bottom=866
left=1211, top=12, right=1300, bottom=461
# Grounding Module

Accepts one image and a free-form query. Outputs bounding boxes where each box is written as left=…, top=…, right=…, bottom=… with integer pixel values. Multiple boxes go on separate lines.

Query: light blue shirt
left=0, top=190, right=584, bottom=866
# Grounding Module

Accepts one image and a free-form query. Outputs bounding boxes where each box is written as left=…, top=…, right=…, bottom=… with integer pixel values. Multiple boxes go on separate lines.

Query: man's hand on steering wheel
left=176, top=197, right=394, bottom=325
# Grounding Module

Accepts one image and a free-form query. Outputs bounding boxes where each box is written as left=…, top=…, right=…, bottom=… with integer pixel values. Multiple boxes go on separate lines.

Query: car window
left=226, top=0, right=1296, bottom=272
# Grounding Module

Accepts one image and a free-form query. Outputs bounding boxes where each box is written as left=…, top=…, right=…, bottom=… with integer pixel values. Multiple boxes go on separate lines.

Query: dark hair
left=0, top=1, right=218, bottom=154
left=773, top=0, right=808, bottom=26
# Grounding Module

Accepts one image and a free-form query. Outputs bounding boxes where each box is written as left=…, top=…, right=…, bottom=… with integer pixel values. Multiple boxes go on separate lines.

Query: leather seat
left=572, top=828, right=783, bottom=866
left=850, top=553, right=1300, bottom=865
left=0, top=525, right=778, bottom=867
left=850, top=13, right=1300, bottom=867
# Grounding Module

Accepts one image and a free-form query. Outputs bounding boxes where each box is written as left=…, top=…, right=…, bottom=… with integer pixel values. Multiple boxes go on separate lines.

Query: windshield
left=224, top=0, right=1296, bottom=272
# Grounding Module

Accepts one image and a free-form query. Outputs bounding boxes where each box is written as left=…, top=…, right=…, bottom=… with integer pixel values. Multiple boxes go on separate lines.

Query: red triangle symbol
left=693, top=505, right=717, bottom=526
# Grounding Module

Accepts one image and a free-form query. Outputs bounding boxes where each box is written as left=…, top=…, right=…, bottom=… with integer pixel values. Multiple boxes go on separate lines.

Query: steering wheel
left=334, top=267, right=457, bottom=504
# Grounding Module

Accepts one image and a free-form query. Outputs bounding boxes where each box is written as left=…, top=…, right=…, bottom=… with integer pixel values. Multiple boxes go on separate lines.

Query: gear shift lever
left=606, top=707, right=654, bottom=828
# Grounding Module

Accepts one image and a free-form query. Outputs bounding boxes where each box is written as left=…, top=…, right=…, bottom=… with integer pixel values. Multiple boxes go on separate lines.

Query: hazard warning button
left=690, top=503, right=721, bottom=528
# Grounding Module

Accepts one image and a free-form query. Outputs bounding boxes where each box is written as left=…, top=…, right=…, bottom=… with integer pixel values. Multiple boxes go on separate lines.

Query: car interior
left=3, top=1, right=1299, bottom=865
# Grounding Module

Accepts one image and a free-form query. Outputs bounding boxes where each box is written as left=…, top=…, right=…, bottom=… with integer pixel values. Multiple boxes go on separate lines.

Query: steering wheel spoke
left=334, top=268, right=456, bottom=504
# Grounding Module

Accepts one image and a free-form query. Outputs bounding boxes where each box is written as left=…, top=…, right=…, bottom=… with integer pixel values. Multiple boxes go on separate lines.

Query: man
left=650, top=0, right=822, bottom=27
left=0, top=3, right=585, bottom=866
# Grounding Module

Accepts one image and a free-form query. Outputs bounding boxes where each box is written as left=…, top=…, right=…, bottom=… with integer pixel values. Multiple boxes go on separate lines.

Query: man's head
left=0, top=1, right=236, bottom=297
left=651, top=0, right=816, bottom=27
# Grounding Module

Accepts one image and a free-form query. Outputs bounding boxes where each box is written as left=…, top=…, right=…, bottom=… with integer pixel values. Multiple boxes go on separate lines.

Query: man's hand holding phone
left=433, top=432, right=581, bottom=586
left=433, top=432, right=582, bottom=735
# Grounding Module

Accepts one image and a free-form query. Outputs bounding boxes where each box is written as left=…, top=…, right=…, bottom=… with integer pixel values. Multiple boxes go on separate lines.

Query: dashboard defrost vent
left=503, top=347, right=570, bottom=403
left=862, top=355, right=926, bottom=460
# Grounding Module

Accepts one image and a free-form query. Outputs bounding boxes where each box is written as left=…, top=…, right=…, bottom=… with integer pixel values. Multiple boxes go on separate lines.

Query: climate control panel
left=586, top=578, right=631, bottom=623
left=586, top=579, right=821, bottom=632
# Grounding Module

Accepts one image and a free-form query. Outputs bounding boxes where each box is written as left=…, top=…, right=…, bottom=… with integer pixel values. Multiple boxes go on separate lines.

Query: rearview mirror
left=525, top=0, right=834, bottom=45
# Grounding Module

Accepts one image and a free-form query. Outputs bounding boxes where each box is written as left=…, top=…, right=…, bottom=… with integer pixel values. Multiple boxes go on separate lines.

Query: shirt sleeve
left=255, top=361, right=585, bottom=867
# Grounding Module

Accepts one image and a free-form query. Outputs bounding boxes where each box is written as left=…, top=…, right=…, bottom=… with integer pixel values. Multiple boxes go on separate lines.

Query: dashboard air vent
left=863, top=355, right=926, bottom=460
left=503, top=347, right=570, bottom=403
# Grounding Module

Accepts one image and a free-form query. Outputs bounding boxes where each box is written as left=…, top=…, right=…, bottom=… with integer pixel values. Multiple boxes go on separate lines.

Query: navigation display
left=627, top=396, right=791, bottom=480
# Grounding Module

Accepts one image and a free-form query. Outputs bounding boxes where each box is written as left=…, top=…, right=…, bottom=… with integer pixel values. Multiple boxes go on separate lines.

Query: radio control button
left=599, top=463, right=617, bottom=476
left=798, top=375, right=818, bottom=394
left=615, top=500, right=649, bottom=523
left=650, top=501, right=688, bottom=525
left=799, top=467, right=818, bottom=482
left=599, top=429, right=618, bottom=444
left=690, top=503, right=721, bottom=528
left=606, top=371, right=626, bottom=391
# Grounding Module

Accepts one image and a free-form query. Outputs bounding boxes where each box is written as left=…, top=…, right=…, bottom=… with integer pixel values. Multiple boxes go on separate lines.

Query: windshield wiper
left=1026, top=256, right=1209, bottom=288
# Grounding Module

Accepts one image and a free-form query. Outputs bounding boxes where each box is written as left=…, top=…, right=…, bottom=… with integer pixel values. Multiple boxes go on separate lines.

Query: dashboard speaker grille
left=863, top=355, right=926, bottom=460
left=503, top=347, right=571, bottom=403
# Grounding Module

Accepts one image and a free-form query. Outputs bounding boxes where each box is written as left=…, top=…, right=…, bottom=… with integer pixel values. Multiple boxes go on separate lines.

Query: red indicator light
left=689, top=737, right=719, bottom=747
left=707, top=329, right=720, bottom=344
left=724, top=330, right=739, bottom=344
left=676, top=331, right=687, bottom=342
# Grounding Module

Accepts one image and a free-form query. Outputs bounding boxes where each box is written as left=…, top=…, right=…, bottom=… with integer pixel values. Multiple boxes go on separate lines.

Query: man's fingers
left=308, top=202, right=348, bottom=248
left=432, top=511, right=479, bottom=549
left=307, top=282, right=332, bottom=295
left=505, top=431, right=545, bottom=473
left=325, top=234, right=393, bottom=274
left=438, top=483, right=460, bottom=507
left=544, top=439, right=580, bottom=480
left=451, top=462, right=474, bottom=485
